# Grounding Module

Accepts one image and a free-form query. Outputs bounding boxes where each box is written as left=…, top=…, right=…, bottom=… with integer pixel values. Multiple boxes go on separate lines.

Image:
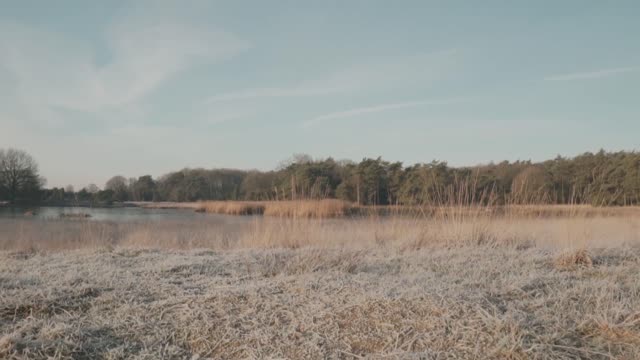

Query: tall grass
left=7, top=181, right=640, bottom=252
left=1, top=212, right=638, bottom=252
left=198, top=201, right=266, bottom=215
left=196, top=199, right=357, bottom=217
left=139, top=199, right=640, bottom=219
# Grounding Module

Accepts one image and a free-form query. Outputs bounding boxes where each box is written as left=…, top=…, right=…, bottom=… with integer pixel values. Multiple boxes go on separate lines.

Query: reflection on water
left=0, top=206, right=252, bottom=223
left=0, top=206, right=355, bottom=251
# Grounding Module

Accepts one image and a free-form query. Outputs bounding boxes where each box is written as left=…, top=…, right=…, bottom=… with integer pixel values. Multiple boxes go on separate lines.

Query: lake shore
left=6, top=201, right=640, bottom=221
left=133, top=200, right=640, bottom=219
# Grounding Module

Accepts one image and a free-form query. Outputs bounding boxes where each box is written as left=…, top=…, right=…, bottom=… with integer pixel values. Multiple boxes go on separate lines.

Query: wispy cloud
left=206, top=49, right=460, bottom=104
left=0, top=6, right=251, bottom=187
left=206, top=87, right=338, bottom=103
left=0, top=16, right=249, bottom=113
left=302, top=98, right=464, bottom=128
left=543, top=66, right=638, bottom=81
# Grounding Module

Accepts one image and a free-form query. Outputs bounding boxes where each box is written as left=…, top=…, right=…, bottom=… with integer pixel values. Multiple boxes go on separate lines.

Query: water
left=0, top=206, right=262, bottom=250
left=0, top=206, right=229, bottom=223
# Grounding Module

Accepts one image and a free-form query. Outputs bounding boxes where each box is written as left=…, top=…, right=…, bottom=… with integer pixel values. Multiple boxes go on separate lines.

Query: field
left=2, top=206, right=640, bottom=359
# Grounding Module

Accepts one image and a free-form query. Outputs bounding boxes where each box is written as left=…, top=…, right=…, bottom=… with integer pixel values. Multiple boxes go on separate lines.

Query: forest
left=25, top=150, right=640, bottom=207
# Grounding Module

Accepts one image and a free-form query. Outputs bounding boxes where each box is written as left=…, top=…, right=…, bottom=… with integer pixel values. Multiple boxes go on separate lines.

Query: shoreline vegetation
left=7, top=199, right=640, bottom=220
left=2, top=202, right=640, bottom=252
left=133, top=199, right=640, bottom=218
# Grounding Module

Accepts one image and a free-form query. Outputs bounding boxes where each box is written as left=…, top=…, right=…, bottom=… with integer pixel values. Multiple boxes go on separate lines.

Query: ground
left=2, top=245, right=640, bottom=359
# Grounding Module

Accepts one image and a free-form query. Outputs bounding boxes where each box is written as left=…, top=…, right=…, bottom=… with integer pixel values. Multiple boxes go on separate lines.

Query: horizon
left=1, top=1, right=639, bottom=188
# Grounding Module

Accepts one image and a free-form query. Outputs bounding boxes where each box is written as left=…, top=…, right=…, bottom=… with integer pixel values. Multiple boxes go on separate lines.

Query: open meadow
left=3, top=1, right=639, bottom=358
left=1, top=204, right=640, bottom=359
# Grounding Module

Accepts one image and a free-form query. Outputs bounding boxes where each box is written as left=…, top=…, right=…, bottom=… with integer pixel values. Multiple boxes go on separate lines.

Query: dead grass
left=194, top=199, right=356, bottom=218
left=502, top=204, right=640, bottom=218
left=1, top=246, right=640, bottom=359
left=136, top=199, right=357, bottom=217
left=2, top=207, right=640, bottom=358
left=555, top=249, right=594, bottom=270
left=1, top=211, right=639, bottom=252
left=198, top=201, right=266, bottom=215
left=138, top=200, right=640, bottom=220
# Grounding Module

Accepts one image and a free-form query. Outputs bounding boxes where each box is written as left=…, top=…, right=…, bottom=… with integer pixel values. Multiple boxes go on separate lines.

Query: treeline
left=36, top=150, right=640, bottom=207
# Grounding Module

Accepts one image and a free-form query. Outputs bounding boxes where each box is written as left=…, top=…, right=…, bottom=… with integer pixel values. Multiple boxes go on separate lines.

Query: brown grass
left=2, top=245, right=640, bottom=359
left=2, top=206, right=640, bottom=358
left=195, top=199, right=357, bottom=218
left=554, top=248, right=594, bottom=270
left=199, top=200, right=266, bottom=215
left=1, top=209, right=639, bottom=252
left=137, top=200, right=640, bottom=220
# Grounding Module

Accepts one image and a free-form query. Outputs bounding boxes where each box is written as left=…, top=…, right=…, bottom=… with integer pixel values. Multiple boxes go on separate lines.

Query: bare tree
left=105, top=176, right=127, bottom=192
left=105, top=175, right=129, bottom=201
left=85, top=184, right=100, bottom=194
left=65, top=185, right=75, bottom=193
left=0, top=148, right=43, bottom=202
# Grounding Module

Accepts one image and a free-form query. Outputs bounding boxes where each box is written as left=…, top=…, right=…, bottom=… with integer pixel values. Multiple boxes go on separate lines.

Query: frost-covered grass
left=1, top=214, right=640, bottom=359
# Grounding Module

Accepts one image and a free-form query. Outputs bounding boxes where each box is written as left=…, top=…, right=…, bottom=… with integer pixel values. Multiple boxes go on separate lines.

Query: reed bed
left=501, top=204, right=640, bottom=218
left=262, top=199, right=356, bottom=218
left=138, top=199, right=640, bottom=219
left=198, top=201, right=266, bottom=215
left=1, top=211, right=639, bottom=252
left=195, top=199, right=357, bottom=218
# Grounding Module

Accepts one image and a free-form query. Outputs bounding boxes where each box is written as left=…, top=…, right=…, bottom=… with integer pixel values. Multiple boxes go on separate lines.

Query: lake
left=0, top=205, right=359, bottom=251
left=0, top=206, right=261, bottom=250
left=0, top=206, right=251, bottom=223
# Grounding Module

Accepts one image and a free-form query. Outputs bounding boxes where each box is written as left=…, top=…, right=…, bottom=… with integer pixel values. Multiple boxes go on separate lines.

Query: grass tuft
left=554, top=249, right=593, bottom=270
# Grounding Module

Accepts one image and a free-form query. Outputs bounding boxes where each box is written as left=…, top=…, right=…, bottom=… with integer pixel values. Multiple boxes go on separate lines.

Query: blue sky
left=1, top=0, right=639, bottom=188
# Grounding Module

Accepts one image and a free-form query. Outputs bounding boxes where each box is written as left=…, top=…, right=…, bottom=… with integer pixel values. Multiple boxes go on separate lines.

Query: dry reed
left=1, top=210, right=639, bottom=252
left=138, top=200, right=640, bottom=219
left=195, top=199, right=356, bottom=218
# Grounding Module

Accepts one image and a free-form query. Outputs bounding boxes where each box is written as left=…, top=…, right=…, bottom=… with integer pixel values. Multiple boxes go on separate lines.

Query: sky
left=0, top=0, right=639, bottom=189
